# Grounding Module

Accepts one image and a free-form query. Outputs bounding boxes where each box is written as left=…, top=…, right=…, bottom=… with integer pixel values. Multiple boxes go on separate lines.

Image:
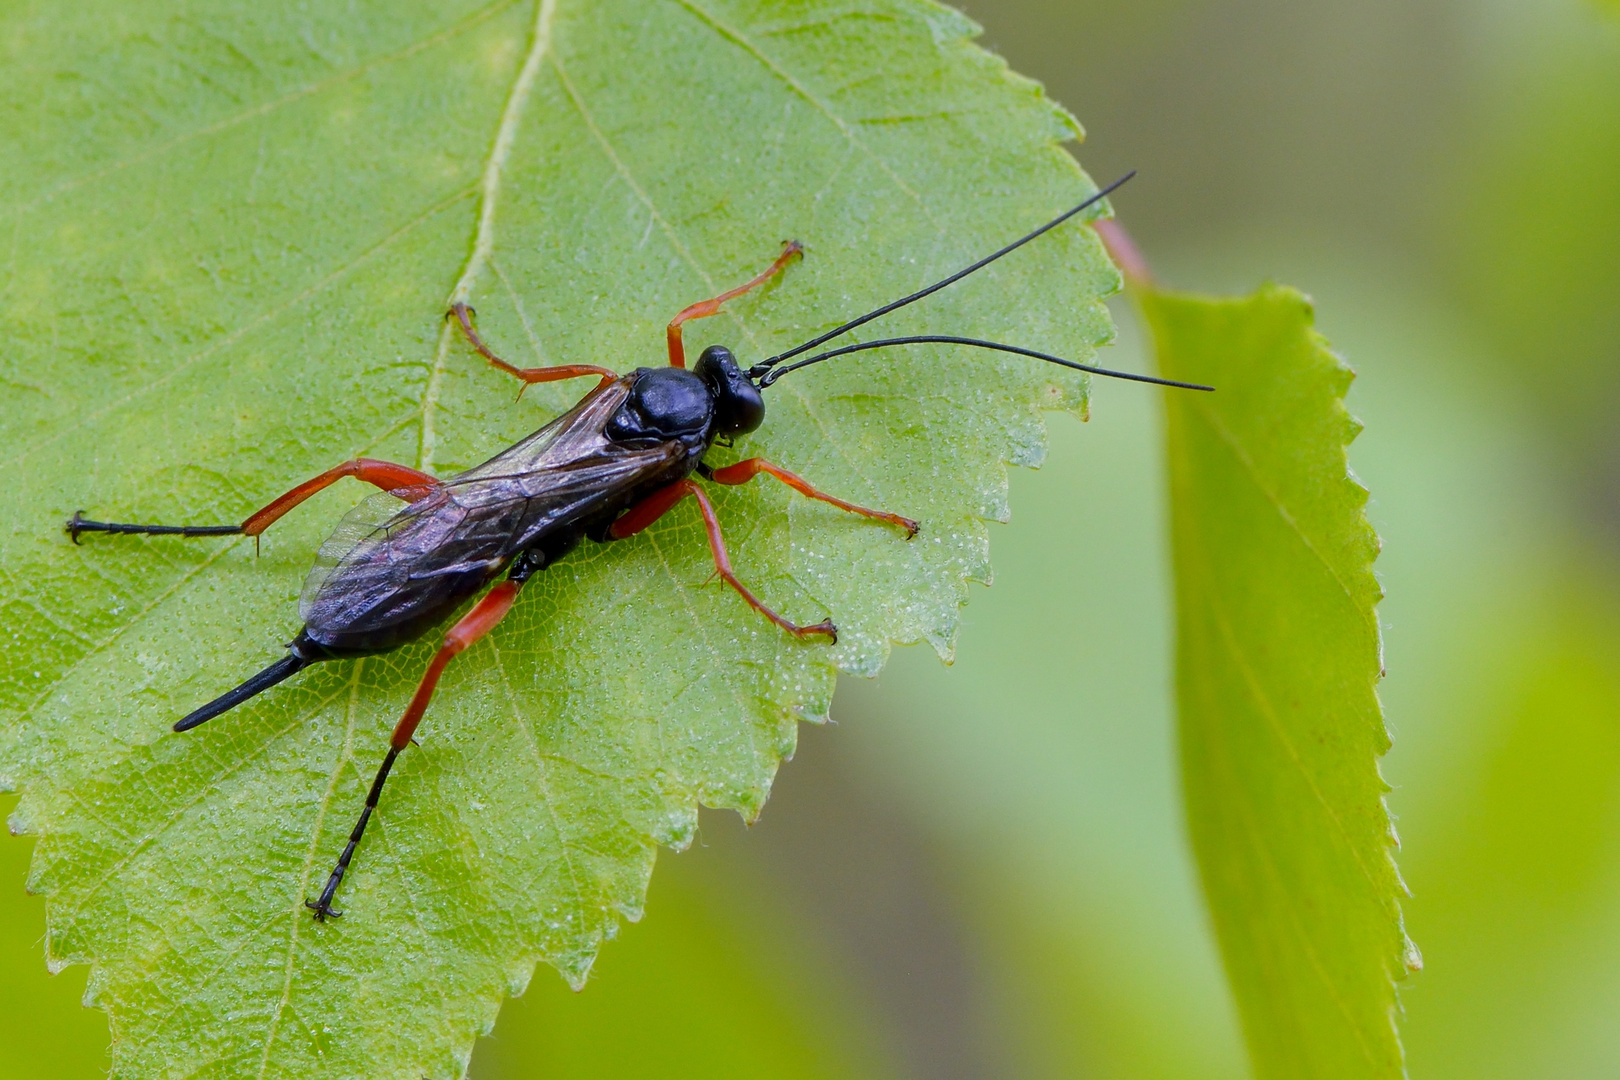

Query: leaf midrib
left=1176, top=400, right=1388, bottom=894
left=421, top=0, right=560, bottom=472
left=1183, top=391, right=1378, bottom=639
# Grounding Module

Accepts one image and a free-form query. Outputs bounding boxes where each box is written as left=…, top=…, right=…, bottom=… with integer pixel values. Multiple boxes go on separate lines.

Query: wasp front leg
left=665, top=242, right=802, bottom=369
left=701, top=458, right=918, bottom=538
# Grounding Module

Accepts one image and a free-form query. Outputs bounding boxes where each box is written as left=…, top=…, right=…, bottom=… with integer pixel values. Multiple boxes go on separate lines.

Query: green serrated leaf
left=1145, top=284, right=1413, bottom=1079
left=0, top=0, right=1117, bottom=1075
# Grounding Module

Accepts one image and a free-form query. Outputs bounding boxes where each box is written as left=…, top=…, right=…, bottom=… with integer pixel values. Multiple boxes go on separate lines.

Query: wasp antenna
left=750, top=171, right=1136, bottom=381
left=755, top=335, right=1213, bottom=393
left=173, top=652, right=313, bottom=732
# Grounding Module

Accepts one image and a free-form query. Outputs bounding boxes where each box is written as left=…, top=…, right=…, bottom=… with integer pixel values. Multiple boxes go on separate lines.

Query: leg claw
left=796, top=620, right=837, bottom=644
left=305, top=897, right=342, bottom=922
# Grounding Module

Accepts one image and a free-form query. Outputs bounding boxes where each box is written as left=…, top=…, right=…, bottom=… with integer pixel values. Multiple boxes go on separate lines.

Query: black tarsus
left=172, top=652, right=312, bottom=733
left=67, top=510, right=241, bottom=545
left=757, top=335, right=1215, bottom=392
left=750, top=171, right=1137, bottom=380
left=307, top=746, right=400, bottom=921
left=305, top=552, right=545, bottom=920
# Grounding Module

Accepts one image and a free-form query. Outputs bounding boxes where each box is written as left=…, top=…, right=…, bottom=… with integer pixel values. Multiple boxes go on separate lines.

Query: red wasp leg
left=609, top=479, right=836, bottom=641
left=450, top=303, right=616, bottom=391
left=706, top=459, right=920, bottom=538
left=665, top=242, right=803, bottom=369
left=239, top=459, right=438, bottom=537
left=67, top=459, right=438, bottom=545
left=389, top=581, right=520, bottom=750
left=306, top=580, right=521, bottom=921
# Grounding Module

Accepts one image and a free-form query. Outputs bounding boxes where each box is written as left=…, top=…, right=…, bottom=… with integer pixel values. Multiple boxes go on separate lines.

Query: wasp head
left=695, top=345, right=765, bottom=436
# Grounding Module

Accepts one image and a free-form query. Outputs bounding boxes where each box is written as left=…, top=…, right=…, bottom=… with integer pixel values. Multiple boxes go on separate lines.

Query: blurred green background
left=6, top=0, right=1620, bottom=1076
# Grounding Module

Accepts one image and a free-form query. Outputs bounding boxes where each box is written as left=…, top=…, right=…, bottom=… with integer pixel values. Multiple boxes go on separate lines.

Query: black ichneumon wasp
left=66, top=171, right=1210, bottom=920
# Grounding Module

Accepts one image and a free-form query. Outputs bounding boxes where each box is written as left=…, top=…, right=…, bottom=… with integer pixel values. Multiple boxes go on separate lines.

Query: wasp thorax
left=695, top=344, right=765, bottom=436
left=607, top=366, right=713, bottom=447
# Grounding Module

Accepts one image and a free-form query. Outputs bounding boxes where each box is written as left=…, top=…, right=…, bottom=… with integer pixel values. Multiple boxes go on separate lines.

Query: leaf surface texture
left=0, top=0, right=1116, bottom=1075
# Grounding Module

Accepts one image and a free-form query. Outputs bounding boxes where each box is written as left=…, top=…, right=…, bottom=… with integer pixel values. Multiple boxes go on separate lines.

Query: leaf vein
left=550, top=53, right=898, bottom=562
left=14, top=405, right=424, bottom=736
left=487, top=636, right=591, bottom=944
left=1185, top=397, right=1376, bottom=636
left=665, top=0, right=933, bottom=220
left=55, top=680, right=354, bottom=927
left=1209, top=712, right=1385, bottom=1067
left=255, top=658, right=365, bottom=1079
left=0, top=0, right=522, bottom=225
left=6, top=184, right=477, bottom=475
left=420, top=0, right=560, bottom=472
left=1190, top=530, right=1389, bottom=905
left=126, top=686, right=351, bottom=1055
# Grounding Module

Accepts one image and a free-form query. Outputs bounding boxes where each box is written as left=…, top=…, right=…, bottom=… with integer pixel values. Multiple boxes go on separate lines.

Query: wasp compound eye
left=696, top=344, right=765, bottom=435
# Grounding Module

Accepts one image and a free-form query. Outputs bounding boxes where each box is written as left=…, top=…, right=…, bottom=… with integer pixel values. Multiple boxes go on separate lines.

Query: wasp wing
left=300, top=379, right=683, bottom=640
